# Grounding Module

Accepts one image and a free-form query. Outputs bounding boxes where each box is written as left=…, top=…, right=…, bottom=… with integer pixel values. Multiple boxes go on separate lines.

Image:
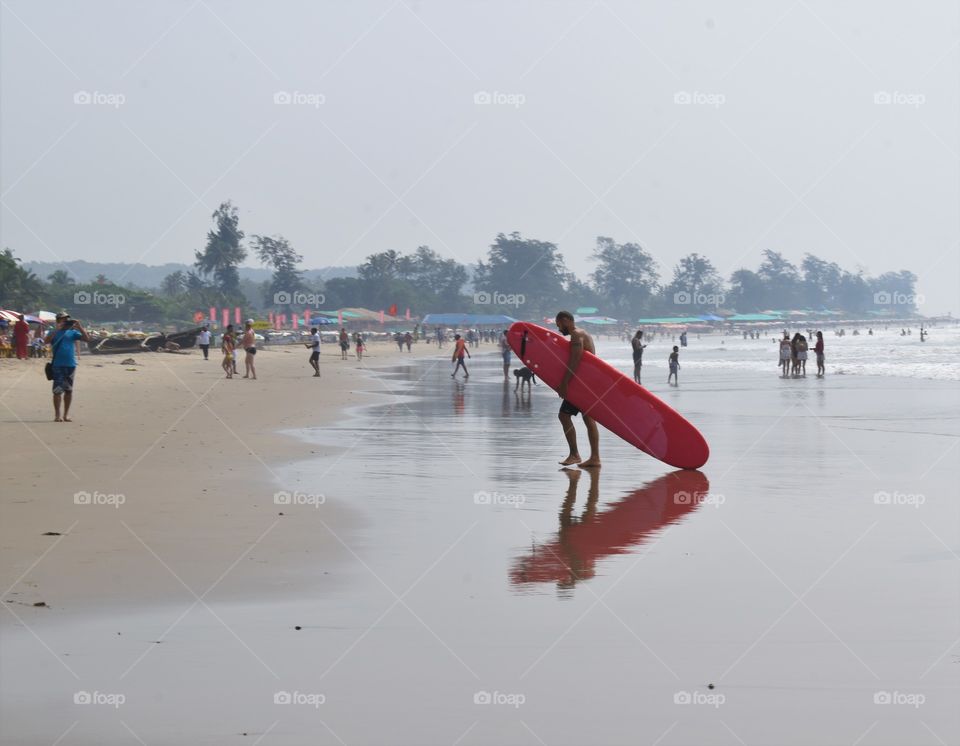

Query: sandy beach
left=2, top=334, right=959, bottom=745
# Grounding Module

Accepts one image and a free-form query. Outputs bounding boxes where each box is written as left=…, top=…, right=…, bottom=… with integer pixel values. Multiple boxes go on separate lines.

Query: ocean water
left=596, top=323, right=960, bottom=382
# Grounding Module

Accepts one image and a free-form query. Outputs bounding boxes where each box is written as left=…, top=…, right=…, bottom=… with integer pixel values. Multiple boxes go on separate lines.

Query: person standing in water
left=305, top=326, right=321, bottom=377
left=556, top=311, right=600, bottom=468
left=631, top=329, right=646, bottom=385
left=500, top=330, right=512, bottom=381
left=667, top=345, right=680, bottom=386
left=451, top=334, right=470, bottom=378
left=814, top=331, right=825, bottom=377
left=779, top=333, right=792, bottom=378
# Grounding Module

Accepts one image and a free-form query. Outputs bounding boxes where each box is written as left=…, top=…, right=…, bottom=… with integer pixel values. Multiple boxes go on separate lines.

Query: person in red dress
left=12, top=314, right=29, bottom=360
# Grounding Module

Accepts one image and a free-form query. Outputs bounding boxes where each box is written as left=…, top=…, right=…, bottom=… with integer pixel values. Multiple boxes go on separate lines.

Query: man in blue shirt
left=43, top=313, right=89, bottom=422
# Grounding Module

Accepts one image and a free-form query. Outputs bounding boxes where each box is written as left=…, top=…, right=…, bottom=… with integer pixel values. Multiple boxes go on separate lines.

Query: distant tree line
left=0, top=199, right=921, bottom=324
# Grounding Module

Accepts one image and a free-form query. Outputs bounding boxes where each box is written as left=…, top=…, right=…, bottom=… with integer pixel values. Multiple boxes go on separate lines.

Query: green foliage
left=0, top=249, right=45, bottom=309
left=590, top=237, right=659, bottom=319
left=195, top=201, right=246, bottom=295
left=474, top=232, right=567, bottom=317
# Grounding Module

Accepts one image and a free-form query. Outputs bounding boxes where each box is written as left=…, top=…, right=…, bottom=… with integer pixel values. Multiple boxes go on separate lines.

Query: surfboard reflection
left=510, top=469, right=709, bottom=592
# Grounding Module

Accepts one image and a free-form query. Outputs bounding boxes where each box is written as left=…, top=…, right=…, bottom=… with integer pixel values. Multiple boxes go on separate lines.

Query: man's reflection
left=510, top=469, right=709, bottom=592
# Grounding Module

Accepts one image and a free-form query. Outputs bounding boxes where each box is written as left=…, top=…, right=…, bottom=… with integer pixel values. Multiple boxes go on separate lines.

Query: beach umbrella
left=575, top=306, right=599, bottom=315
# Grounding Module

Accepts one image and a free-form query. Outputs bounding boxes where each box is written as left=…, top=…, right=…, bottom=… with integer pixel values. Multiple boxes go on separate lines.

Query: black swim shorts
left=310, top=351, right=320, bottom=362
left=559, top=399, right=580, bottom=417
left=245, top=347, right=256, bottom=355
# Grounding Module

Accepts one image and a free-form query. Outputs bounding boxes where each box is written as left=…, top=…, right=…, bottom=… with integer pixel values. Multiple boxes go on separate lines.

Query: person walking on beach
left=555, top=311, right=600, bottom=468
left=339, top=328, right=349, bottom=360
left=500, top=330, right=512, bottom=381
left=354, top=332, right=365, bottom=361
left=221, top=325, right=235, bottom=379
left=394, top=331, right=404, bottom=352
left=668, top=345, right=680, bottom=386
left=631, top=330, right=646, bottom=385
left=814, top=331, right=825, bottom=377
left=44, top=314, right=89, bottom=422
left=404, top=331, right=413, bottom=352
left=13, top=314, right=29, bottom=360
left=451, top=334, right=470, bottom=379
left=779, top=333, right=792, bottom=378
left=305, top=326, right=321, bottom=377
left=198, top=325, right=211, bottom=360
left=241, top=320, right=257, bottom=379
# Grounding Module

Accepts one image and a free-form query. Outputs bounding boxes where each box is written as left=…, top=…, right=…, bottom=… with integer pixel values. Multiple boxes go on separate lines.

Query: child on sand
left=668, top=346, right=680, bottom=386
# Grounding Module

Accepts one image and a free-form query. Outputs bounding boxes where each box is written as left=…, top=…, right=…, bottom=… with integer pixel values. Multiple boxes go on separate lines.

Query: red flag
left=291, top=313, right=299, bottom=328
left=222, top=308, right=229, bottom=328
left=405, top=308, right=410, bottom=320
left=379, top=310, right=384, bottom=324
left=209, top=307, right=217, bottom=322
left=234, top=307, right=242, bottom=324
left=388, top=303, right=398, bottom=317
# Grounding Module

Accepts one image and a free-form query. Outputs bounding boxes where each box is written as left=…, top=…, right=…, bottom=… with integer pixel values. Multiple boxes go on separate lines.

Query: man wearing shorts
left=306, top=326, right=321, bottom=377
left=555, top=311, right=600, bottom=468
left=44, top=313, right=89, bottom=422
left=241, top=319, right=257, bottom=379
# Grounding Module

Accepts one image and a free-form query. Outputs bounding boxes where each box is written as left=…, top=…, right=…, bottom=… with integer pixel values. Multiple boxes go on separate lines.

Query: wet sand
left=2, top=341, right=959, bottom=744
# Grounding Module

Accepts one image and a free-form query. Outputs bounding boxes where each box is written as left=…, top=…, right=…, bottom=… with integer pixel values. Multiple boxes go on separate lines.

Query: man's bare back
left=556, top=312, right=600, bottom=468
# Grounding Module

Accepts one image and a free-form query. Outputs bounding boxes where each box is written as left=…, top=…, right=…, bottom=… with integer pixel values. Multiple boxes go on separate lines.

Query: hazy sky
left=2, top=1, right=958, bottom=312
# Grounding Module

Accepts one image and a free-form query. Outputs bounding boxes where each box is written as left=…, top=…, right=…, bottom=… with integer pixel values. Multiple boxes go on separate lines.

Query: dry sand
left=0, top=341, right=448, bottom=613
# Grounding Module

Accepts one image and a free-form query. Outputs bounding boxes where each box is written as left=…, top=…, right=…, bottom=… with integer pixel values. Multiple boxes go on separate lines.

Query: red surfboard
left=508, top=322, right=709, bottom=469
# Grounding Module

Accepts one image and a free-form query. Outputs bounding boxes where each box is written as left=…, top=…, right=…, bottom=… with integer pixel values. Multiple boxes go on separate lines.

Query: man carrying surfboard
left=555, top=311, right=600, bottom=468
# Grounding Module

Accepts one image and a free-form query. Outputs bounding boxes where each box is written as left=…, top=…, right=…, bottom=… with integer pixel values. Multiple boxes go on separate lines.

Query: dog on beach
left=513, top=366, right=537, bottom=392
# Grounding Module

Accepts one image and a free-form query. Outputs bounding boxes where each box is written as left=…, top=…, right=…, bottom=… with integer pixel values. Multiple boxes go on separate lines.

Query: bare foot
left=62, top=417, right=72, bottom=422
left=55, top=416, right=62, bottom=422
left=559, top=455, right=582, bottom=466
left=578, top=459, right=601, bottom=468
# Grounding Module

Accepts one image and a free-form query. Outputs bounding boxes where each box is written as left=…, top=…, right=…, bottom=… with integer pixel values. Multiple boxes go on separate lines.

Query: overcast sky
left=2, top=1, right=958, bottom=313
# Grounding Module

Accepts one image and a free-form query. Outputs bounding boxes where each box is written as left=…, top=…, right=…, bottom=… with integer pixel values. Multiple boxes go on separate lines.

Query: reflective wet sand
left=3, top=351, right=958, bottom=744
